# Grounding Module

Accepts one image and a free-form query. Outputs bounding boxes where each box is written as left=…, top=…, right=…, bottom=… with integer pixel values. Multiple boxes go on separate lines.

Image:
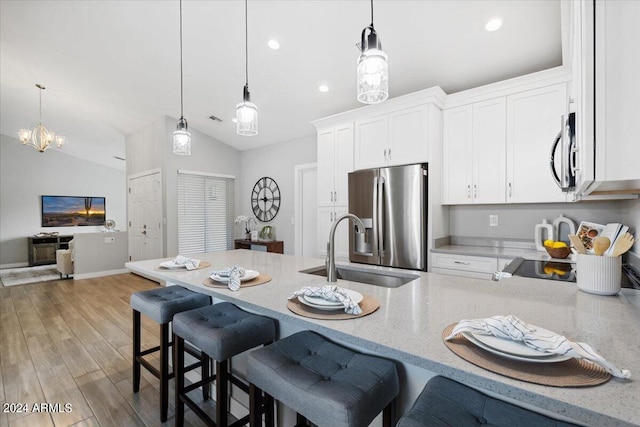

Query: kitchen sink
left=299, top=265, right=420, bottom=288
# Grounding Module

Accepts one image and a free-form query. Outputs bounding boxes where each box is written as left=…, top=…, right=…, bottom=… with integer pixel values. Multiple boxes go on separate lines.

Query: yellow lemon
left=544, top=239, right=554, bottom=247
left=552, top=241, right=567, bottom=248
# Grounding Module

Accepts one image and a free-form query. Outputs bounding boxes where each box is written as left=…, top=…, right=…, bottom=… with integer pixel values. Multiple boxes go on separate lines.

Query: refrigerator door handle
left=372, top=176, right=379, bottom=257
left=377, top=176, right=385, bottom=256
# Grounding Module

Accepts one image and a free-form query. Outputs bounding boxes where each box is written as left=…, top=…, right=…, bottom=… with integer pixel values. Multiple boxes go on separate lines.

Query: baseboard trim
left=73, top=268, right=130, bottom=280
left=0, top=262, right=30, bottom=270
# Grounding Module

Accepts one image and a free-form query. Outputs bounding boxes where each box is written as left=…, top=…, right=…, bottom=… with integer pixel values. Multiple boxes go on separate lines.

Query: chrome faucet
left=326, top=213, right=365, bottom=282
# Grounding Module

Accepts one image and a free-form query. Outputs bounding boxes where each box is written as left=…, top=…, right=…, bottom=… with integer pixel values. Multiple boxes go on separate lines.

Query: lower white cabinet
left=432, top=253, right=498, bottom=280
left=317, top=206, right=349, bottom=260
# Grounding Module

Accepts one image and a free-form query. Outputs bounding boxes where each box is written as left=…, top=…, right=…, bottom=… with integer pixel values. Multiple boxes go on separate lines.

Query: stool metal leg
left=295, top=413, right=308, bottom=427
left=249, top=383, right=262, bottom=427
left=202, top=354, right=210, bottom=400
left=132, top=310, right=141, bottom=393
left=265, top=392, right=274, bottom=427
left=175, top=334, right=185, bottom=427
left=160, top=322, right=170, bottom=422
left=215, top=359, right=229, bottom=427
left=382, top=399, right=396, bottom=427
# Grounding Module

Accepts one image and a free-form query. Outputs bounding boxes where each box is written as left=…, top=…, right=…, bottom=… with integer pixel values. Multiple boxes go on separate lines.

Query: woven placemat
left=286, top=295, right=379, bottom=320
left=442, top=323, right=611, bottom=387
left=154, top=261, right=211, bottom=271
left=202, top=273, right=272, bottom=289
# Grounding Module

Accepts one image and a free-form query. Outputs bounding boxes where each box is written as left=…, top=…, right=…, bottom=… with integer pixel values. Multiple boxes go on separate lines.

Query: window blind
left=177, top=172, right=235, bottom=255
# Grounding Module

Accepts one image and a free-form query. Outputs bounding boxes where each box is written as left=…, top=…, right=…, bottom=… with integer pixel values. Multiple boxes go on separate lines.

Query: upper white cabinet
left=506, top=83, right=568, bottom=203
left=316, top=124, right=354, bottom=207
left=355, top=105, right=429, bottom=169
left=443, top=98, right=506, bottom=204
left=443, top=78, right=568, bottom=205
left=571, top=0, right=640, bottom=195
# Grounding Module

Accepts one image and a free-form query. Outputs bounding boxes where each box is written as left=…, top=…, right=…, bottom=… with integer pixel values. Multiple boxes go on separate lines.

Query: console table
left=234, top=239, right=283, bottom=254
left=28, top=235, right=74, bottom=266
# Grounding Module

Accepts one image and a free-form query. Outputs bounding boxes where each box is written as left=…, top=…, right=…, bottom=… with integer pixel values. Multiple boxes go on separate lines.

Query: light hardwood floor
left=0, top=273, right=219, bottom=427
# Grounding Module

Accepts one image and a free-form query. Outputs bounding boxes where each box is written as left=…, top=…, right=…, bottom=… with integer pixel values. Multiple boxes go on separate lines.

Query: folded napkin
left=288, top=285, right=362, bottom=315
left=445, top=314, right=630, bottom=379
left=173, top=255, right=201, bottom=270
left=211, top=266, right=246, bottom=291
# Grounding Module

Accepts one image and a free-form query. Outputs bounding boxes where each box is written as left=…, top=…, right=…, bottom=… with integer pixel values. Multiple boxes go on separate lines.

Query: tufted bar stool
left=173, top=302, right=277, bottom=427
left=246, top=330, right=400, bottom=427
left=130, top=285, right=211, bottom=422
left=396, top=376, right=581, bottom=427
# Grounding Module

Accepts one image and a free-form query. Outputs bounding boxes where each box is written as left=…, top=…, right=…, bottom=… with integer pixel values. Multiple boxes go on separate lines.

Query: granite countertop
left=127, top=250, right=640, bottom=427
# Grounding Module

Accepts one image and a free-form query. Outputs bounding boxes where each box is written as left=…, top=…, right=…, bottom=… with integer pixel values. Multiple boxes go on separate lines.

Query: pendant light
left=173, top=0, right=191, bottom=155
left=357, top=0, right=388, bottom=104
left=236, top=0, right=258, bottom=136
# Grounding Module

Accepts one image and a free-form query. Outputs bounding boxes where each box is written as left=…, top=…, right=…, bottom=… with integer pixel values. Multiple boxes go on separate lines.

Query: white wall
left=0, top=133, right=127, bottom=267
left=73, top=231, right=129, bottom=278
left=449, top=199, right=634, bottom=242
left=621, top=198, right=640, bottom=257
left=239, top=135, right=317, bottom=255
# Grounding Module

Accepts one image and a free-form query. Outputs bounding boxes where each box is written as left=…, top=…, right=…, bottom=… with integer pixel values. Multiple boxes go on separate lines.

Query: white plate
left=461, top=332, right=572, bottom=364
left=210, top=269, right=259, bottom=283
left=303, top=289, right=363, bottom=306
left=297, top=296, right=346, bottom=311
left=160, top=260, right=187, bottom=269
left=470, top=327, right=560, bottom=358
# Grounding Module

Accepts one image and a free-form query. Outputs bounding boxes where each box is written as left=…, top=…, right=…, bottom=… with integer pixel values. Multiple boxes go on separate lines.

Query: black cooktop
left=506, top=258, right=576, bottom=282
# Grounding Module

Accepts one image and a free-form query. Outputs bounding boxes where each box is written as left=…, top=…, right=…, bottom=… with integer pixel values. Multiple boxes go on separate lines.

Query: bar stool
left=173, top=302, right=277, bottom=427
left=130, top=285, right=211, bottom=422
left=396, top=376, right=580, bottom=427
left=246, top=330, right=400, bottom=427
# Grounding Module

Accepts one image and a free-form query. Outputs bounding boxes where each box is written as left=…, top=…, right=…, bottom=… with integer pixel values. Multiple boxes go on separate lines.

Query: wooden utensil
left=593, top=236, right=611, bottom=256
left=611, top=233, right=635, bottom=257
left=568, top=234, right=586, bottom=254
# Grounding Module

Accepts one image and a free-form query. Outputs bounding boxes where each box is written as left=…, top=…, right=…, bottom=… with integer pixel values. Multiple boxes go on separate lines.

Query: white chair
left=56, top=239, right=74, bottom=278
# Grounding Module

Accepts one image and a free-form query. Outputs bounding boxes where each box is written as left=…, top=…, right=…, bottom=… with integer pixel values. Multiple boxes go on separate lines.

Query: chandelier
left=19, top=84, right=65, bottom=153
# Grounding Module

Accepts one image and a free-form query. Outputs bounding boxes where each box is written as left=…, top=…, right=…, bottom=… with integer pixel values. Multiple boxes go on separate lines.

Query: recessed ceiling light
left=268, top=39, right=280, bottom=50
left=318, top=85, right=329, bottom=93
left=485, top=18, right=503, bottom=32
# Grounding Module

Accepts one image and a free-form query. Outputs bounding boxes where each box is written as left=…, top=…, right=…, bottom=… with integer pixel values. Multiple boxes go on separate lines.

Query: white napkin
left=445, top=314, right=630, bottom=379
left=173, top=255, right=201, bottom=270
left=288, top=285, right=362, bottom=315
left=211, top=266, right=246, bottom=291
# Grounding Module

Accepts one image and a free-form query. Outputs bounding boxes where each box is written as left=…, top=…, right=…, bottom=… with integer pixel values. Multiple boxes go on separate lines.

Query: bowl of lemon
left=543, top=240, right=571, bottom=259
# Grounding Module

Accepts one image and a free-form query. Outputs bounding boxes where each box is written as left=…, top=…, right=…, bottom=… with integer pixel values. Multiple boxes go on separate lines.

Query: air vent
left=209, top=115, right=223, bottom=122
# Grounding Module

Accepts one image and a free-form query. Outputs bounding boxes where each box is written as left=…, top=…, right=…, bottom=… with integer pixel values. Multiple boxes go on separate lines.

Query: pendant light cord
left=244, top=0, right=249, bottom=87
left=370, top=0, right=374, bottom=27
left=39, top=86, right=43, bottom=124
left=179, top=0, right=184, bottom=118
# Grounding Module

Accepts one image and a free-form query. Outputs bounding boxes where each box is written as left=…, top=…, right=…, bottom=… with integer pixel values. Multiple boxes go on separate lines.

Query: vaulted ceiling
left=0, top=1, right=562, bottom=170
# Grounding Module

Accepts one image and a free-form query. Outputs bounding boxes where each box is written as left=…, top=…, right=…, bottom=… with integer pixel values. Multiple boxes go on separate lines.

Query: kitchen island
left=126, top=250, right=640, bottom=427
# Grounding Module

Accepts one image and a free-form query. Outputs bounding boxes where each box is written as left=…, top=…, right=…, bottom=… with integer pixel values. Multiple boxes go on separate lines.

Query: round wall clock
left=251, top=177, right=281, bottom=222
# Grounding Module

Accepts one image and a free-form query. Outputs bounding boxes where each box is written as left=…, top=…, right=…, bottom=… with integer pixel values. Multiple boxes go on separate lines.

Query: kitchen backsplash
left=449, top=199, right=639, bottom=256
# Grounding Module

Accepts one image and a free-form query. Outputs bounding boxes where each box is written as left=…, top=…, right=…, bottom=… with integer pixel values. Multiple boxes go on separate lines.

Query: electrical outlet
left=489, top=215, right=498, bottom=227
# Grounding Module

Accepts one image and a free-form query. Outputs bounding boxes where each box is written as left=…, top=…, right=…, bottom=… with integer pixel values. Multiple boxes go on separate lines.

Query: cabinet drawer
left=432, top=253, right=498, bottom=273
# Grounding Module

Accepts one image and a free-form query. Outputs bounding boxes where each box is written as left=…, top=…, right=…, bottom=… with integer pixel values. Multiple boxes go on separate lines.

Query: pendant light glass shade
left=173, top=0, right=191, bottom=155
left=356, top=0, right=388, bottom=104
left=237, top=0, right=258, bottom=136
left=19, top=84, right=65, bottom=153
left=236, top=85, right=258, bottom=136
left=173, top=117, right=191, bottom=155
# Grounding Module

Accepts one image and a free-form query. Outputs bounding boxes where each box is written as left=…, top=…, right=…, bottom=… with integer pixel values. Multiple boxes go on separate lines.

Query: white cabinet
left=317, top=124, right=354, bottom=206
left=431, top=253, right=498, bottom=280
left=506, top=83, right=568, bottom=203
left=355, top=105, right=429, bottom=170
left=443, top=99, right=506, bottom=204
left=317, top=206, right=349, bottom=259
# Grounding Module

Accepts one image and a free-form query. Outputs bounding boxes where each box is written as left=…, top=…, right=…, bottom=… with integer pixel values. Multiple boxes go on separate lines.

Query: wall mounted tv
left=41, top=196, right=106, bottom=227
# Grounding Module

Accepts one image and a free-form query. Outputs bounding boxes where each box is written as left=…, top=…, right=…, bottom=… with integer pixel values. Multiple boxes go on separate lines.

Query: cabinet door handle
left=454, top=261, right=471, bottom=265
left=388, top=148, right=391, bottom=160
left=467, top=185, right=471, bottom=198
left=508, top=182, right=512, bottom=197
left=333, top=191, right=337, bottom=202
left=383, top=149, right=387, bottom=160
left=330, top=191, right=333, bottom=202
left=473, top=184, right=477, bottom=198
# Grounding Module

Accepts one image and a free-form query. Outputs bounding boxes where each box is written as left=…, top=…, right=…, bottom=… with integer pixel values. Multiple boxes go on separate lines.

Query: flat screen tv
left=41, top=196, right=106, bottom=227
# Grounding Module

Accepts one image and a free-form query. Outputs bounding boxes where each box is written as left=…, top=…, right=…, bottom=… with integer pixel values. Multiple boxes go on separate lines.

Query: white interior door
left=128, top=169, right=163, bottom=261
left=295, top=163, right=317, bottom=257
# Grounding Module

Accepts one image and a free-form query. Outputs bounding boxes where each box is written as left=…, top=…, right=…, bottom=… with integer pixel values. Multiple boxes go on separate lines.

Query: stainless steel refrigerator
left=348, top=163, right=427, bottom=271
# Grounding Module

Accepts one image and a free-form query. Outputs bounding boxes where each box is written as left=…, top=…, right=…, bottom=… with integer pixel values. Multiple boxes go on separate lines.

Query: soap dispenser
left=552, top=214, right=576, bottom=244
left=534, top=219, right=554, bottom=251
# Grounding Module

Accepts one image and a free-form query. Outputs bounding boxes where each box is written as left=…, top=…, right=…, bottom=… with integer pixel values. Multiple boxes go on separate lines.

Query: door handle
left=377, top=176, right=385, bottom=256
left=508, top=182, right=512, bottom=197
left=142, top=230, right=147, bottom=235
left=467, top=185, right=471, bottom=199
left=473, top=184, right=477, bottom=199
